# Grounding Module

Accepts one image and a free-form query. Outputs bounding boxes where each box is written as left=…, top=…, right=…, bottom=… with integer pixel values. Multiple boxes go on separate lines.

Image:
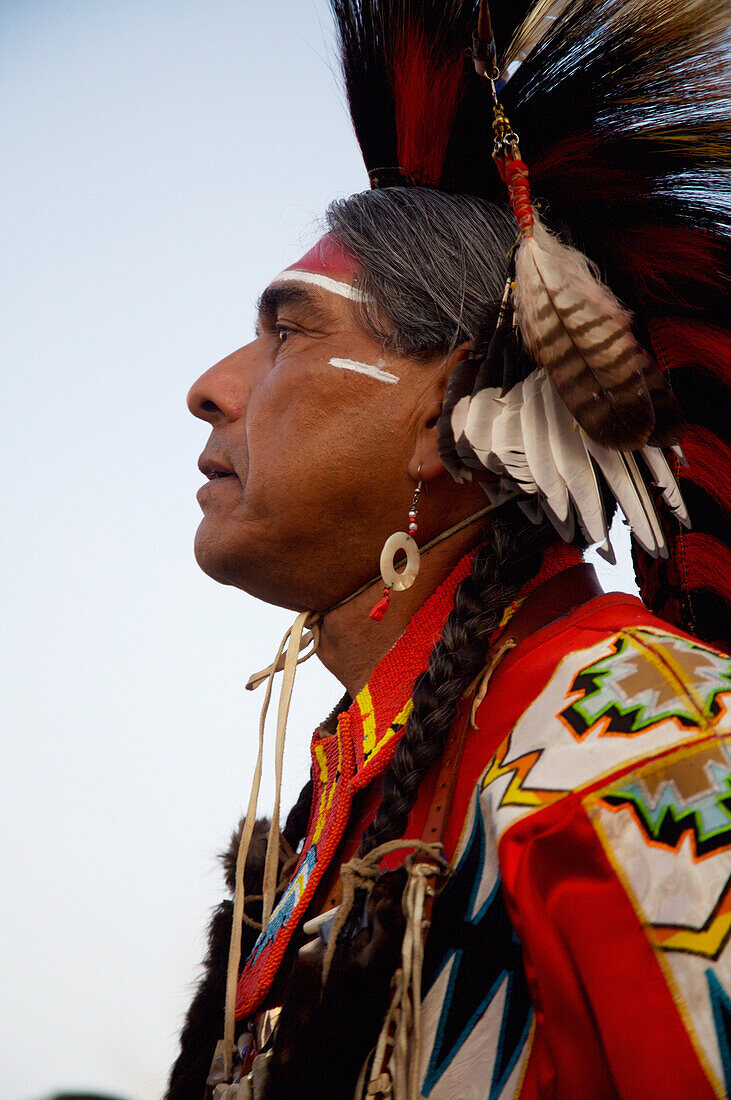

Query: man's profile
left=167, top=1, right=731, bottom=1097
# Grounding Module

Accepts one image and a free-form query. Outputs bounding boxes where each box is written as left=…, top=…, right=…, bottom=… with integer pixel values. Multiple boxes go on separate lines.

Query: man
left=168, top=1, right=730, bottom=1097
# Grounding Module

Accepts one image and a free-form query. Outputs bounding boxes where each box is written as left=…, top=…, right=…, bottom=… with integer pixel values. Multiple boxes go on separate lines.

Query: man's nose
left=187, top=345, right=252, bottom=425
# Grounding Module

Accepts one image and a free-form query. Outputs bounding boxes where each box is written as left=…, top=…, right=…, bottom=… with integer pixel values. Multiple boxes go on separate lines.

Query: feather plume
left=500, top=0, right=571, bottom=81
left=454, top=367, right=683, bottom=559
left=331, top=0, right=729, bottom=645
left=330, top=0, right=485, bottom=188
left=498, top=0, right=728, bottom=643
left=513, top=217, right=659, bottom=450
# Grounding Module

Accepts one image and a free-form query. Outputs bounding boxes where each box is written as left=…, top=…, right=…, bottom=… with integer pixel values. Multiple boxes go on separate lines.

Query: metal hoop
left=380, top=532, right=420, bottom=592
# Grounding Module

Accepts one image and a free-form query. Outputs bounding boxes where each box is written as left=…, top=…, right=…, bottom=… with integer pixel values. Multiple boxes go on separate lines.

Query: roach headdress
left=329, top=0, right=731, bottom=650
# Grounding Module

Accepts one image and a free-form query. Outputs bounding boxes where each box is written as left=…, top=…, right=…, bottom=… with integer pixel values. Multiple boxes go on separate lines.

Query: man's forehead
left=268, top=233, right=367, bottom=303
left=287, top=235, right=357, bottom=279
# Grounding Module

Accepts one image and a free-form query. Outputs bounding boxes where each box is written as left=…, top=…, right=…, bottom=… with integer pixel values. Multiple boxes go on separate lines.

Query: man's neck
left=315, top=526, right=481, bottom=697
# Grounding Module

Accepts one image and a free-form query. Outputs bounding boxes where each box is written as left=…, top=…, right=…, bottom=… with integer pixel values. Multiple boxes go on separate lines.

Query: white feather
left=448, top=394, right=473, bottom=483
left=460, top=386, right=503, bottom=471
left=672, top=443, right=689, bottom=468
left=489, top=385, right=538, bottom=493
left=462, top=384, right=538, bottom=493
left=583, top=437, right=667, bottom=557
left=455, top=367, right=681, bottom=560
left=640, top=447, right=691, bottom=528
left=450, top=394, right=470, bottom=442
left=520, top=371, right=573, bottom=537
left=624, top=452, right=668, bottom=558
left=540, top=372, right=608, bottom=546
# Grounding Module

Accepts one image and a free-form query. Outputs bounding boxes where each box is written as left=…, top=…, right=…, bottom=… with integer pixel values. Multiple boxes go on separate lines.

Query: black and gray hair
left=326, top=187, right=517, bottom=358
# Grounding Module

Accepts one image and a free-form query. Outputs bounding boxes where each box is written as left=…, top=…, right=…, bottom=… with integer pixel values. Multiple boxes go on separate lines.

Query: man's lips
left=196, top=454, right=240, bottom=504
left=198, top=454, right=237, bottom=481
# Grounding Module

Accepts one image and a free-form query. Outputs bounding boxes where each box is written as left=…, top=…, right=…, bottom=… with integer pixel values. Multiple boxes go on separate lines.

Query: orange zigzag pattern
left=481, top=740, right=564, bottom=809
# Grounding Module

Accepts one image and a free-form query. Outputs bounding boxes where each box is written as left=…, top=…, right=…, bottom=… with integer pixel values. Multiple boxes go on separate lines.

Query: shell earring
left=369, top=476, right=422, bottom=622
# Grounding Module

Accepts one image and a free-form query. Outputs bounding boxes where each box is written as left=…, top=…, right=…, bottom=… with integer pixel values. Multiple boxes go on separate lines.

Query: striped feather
left=513, top=217, right=660, bottom=450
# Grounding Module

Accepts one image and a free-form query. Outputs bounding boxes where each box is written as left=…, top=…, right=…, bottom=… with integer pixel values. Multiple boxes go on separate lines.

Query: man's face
left=188, top=260, right=442, bottom=612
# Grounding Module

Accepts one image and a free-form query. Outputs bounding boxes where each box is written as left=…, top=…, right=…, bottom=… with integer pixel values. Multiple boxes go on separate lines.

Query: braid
left=359, top=507, right=556, bottom=856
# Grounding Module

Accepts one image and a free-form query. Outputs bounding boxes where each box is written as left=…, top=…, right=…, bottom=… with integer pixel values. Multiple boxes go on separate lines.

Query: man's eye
left=275, top=324, right=295, bottom=344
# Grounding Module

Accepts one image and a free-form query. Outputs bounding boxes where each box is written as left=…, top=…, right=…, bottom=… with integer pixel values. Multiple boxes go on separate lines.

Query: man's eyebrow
left=255, top=284, right=335, bottom=333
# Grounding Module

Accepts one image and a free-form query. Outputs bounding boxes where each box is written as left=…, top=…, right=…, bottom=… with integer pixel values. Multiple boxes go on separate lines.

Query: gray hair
left=326, top=188, right=517, bottom=360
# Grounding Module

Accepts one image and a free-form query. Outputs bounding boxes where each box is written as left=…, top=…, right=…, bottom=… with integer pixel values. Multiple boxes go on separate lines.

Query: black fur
left=165, top=818, right=271, bottom=1100
left=264, top=870, right=407, bottom=1099
left=166, top=782, right=315, bottom=1100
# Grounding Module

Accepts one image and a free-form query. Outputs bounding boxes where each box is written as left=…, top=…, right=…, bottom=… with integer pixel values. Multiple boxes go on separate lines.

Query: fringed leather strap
left=218, top=611, right=313, bottom=1082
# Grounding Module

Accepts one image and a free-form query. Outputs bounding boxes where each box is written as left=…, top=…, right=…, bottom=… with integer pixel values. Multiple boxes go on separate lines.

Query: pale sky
left=1, top=4, right=636, bottom=1098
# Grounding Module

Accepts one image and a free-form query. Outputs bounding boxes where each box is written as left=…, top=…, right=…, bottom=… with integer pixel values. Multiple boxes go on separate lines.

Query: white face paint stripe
left=272, top=269, right=369, bottom=302
left=329, top=357, right=400, bottom=384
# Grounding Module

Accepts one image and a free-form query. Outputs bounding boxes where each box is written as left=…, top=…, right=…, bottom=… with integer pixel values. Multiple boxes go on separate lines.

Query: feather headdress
left=329, top=0, right=730, bottom=650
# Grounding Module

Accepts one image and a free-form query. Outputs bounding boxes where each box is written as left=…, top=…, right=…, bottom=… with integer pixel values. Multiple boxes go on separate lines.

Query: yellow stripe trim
left=312, top=741, right=329, bottom=843
left=357, top=685, right=377, bottom=760
left=371, top=698, right=414, bottom=760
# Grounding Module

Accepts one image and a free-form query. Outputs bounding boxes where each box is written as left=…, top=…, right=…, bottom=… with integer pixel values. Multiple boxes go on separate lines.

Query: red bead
left=369, top=592, right=391, bottom=621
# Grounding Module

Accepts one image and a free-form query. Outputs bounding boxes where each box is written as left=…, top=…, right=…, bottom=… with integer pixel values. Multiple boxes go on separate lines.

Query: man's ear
left=408, top=343, right=471, bottom=482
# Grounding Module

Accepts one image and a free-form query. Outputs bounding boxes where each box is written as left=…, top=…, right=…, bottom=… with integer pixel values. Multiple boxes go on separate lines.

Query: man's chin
left=192, top=516, right=355, bottom=610
left=193, top=524, right=300, bottom=607
left=193, top=525, right=249, bottom=589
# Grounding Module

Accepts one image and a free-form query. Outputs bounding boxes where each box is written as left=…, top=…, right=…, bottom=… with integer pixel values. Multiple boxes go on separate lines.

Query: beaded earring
left=369, top=477, right=422, bottom=622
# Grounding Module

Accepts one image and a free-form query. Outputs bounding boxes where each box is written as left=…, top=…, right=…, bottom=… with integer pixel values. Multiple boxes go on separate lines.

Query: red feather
left=531, top=133, right=644, bottom=202
left=678, top=426, right=731, bottom=513
left=649, top=319, right=731, bottom=388
left=393, top=27, right=465, bottom=185
left=616, top=226, right=725, bottom=305
left=678, top=532, right=731, bottom=613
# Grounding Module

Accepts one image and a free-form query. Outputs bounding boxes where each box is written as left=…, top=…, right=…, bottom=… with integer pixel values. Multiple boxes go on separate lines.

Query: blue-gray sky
left=1, top=4, right=636, bottom=1097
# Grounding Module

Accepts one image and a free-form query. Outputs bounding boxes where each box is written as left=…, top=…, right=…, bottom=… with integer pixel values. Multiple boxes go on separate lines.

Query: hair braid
left=359, top=506, right=556, bottom=856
